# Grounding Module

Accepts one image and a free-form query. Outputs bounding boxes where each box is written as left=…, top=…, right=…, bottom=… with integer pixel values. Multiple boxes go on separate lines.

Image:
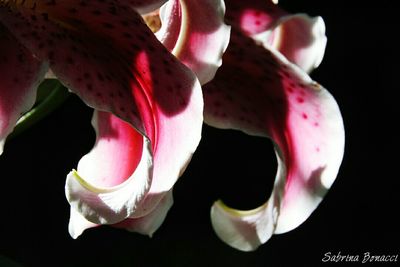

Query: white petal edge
left=122, top=189, right=173, bottom=237
left=211, top=149, right=284, bottom=251
left=156, top=0, right=231, bottom=84
left=65, top=133, right=153, bottom=225
left=68, top=207, right=98, bottom=239
left=254, top=14, right=327, bottom=73
left=68, top=190, right=173, bottom=239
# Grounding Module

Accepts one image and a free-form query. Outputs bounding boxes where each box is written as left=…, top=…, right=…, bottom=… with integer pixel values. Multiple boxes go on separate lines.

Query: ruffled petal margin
left=68, top=189, right=173, bottom=238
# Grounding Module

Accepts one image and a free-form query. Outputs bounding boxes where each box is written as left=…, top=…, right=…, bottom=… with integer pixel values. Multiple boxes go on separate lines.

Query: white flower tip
left=210, top=200, right=275, bottom=252
left=309, top=16, right=327, bottom=70
left=68, top=224, right=83, bottom=239
left=267, top=14, right=328, bottom=73
left=68, top=208, right=98, bottom=239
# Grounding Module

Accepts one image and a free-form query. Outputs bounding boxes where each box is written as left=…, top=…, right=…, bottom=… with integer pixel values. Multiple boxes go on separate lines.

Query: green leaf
left=9, top=79, right=70, bottom=139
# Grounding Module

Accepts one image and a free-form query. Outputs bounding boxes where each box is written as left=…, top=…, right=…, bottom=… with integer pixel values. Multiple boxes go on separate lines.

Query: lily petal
left=224, top=0, right=286, bottom=36
left=68, top=189, right=173, bottom=239
left=0, top=2, right=143, bottom=135
left=0, top=25, right=47, bottom=154
left=0, top=1, right=199, bottom=135
left=156, top=0, right=231, bottom=84
left=114, top=189, right=173, bottom=237
left=224, top=0, right=326, bottom=72
left=0, top=1, right=203, bottom=224
left=204, top=30, right=344, bottom=250
left=65, top=111, right=153, bottom=225
left=68, top=207, right=98, bottom=239
left=255, top=14, right=327, bottom=73
left=211, top=198, right=278, bottom=252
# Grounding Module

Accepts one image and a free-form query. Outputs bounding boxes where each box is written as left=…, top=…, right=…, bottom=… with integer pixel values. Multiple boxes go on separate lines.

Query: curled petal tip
left=68, top=208, right=98, bottom=239
left=65, top=112, right=154, bottom=225
left=266, top=14, right=328, bottom=73
left=204, top=16, right=344, bottom=247
left=157, top=0, right=231, bottom=84
left=211, top=200, right=278, bottom=252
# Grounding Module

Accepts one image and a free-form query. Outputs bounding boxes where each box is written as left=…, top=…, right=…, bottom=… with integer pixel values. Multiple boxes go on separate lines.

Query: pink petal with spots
left=204, top=30, right=344, bottom=251
left=224, top=0, right=286, bottom=36
left=0, top=1, right=197, bottom=135
left=224, top=0, right=326, bottom=72
left=0, top=25, right=47, bottom=154
left=1, top=1, right=203, bottom=225
left=156, top=0, right=231, bottom=84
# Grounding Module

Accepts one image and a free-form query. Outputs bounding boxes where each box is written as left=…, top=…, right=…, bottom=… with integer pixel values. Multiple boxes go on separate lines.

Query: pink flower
left=199, top=0, right=345, bottom=251
left=0, top=0, right=229, bottom=237
left=0, top=0, right=344, bottom=250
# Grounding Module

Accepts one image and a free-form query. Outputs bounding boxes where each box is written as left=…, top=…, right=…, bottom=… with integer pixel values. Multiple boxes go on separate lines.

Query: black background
left=0, top=1, right=399, bottom=266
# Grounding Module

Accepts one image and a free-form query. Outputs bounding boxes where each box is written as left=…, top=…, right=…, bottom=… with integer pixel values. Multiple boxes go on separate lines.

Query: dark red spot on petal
left=296, top=96, right=304, bottom=103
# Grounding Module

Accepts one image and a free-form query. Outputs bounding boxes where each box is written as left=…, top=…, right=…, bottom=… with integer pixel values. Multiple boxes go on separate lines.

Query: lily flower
left=199, top=0, right=345, bottom=251
left=0, top=0, right=229, bottom=238
left=224, top=0, right=327, bottom=73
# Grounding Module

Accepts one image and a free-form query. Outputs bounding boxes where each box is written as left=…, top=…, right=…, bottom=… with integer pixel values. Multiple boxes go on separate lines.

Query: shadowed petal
left=68, top=189, right=173, bottom=239
left=115, top=189, right=173, bottom=237
left=0, top=1, right=201, bottom=137
left=204, top=30, right=344, bottom=250
left=0, top=1, right=202, bottom=226
left=156, top=0, right=231, bottom=84
left=0, top=25, right=47, bottom=154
